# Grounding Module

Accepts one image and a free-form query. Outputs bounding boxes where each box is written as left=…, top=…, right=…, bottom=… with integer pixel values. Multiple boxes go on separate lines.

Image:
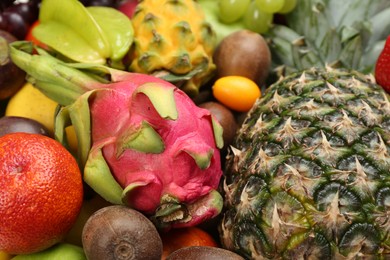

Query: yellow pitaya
left=129, top=0, right=217, bottom=97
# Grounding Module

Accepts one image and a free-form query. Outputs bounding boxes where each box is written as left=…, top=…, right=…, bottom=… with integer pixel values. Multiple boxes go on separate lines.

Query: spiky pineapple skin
left=220, top=67, right=390, bottom=259
left=129, top=0, right=216, bottom=96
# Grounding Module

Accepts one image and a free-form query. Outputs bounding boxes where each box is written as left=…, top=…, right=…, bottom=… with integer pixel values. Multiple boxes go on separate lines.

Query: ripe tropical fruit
left=10, top=41, right=224, bottom=230
left=0, top=133, right=83, bottom=254
left=212, top=76, right=261, bottom=112
left=220, top=67, right=390, bottom=259
left=129, top=0, right=217, bottom=96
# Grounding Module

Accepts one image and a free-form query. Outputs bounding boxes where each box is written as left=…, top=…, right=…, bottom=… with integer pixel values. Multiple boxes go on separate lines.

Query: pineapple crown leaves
left=268, top=0, right=390, bottom=75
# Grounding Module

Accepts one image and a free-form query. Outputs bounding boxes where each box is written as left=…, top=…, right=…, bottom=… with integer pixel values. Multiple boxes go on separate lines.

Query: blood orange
left=0, top=133, right=83, bottom=254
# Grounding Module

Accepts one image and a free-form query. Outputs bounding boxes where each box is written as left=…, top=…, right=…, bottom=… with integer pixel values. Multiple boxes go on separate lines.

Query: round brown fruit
left=213, top=29, right=271, bottom=87
left=199, top=101, right=238, bottom=148
left=82, top=205, right=163, bottom=260
left=166, top=246, right=245, bottom=260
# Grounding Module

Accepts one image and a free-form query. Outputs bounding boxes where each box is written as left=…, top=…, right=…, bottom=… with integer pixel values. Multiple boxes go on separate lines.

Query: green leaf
left=87, top=6, right=134, bottom=62
left=34, top=0, right=110, bottom=64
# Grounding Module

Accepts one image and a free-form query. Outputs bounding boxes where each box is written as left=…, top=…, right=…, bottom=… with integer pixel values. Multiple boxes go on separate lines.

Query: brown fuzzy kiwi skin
left=213, top=29, right=271, bottom=87
left=82, top=205, right=163, bottom=260
left=166, top=246, right=245, bottom=260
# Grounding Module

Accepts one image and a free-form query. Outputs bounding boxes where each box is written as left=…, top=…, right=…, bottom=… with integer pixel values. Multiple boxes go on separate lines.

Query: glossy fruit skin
left=243, top=1, right=273, bottom=34
left=278, top=0, right=297, bottom=14
left=218, top=0, right=250, bottom=24
left=0, top=116, right=50, bottom=137
left=4, top=81, right=81, bottom=153
left=0, top=30, right=26, bottom=100
left=6, top=82, right=57, bottom=134
left=212, top=76, right=261, bottom=112
left=375, top=36, right=390, bottom=93
left=0, top=132, right=83, bottom=254
left=0, top=0, right=40, bottom=40
left=117, top=0, right=138, bottom=18
left=161, top=227, right=219, bottom=259
left=255, top=0, right=285, bottom=13
left=198, top=101, right=238, bottom=148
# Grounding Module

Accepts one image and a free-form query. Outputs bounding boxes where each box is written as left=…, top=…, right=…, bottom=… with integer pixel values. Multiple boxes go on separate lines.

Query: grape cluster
left=218, top=0, right=297, bottom=33
left=0, top=0, right=40, bottom=40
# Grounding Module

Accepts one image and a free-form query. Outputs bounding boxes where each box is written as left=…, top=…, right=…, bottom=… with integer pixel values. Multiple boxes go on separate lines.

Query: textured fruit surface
left=9, top=41, right=224, bottom=230
left=129, top=0, right=216, bottom=96
left=220, top=67, right=390, bottom=259
left=268, top=0, right=390, bottom=75
left=375, top=36, right=390, bottom=93
left=0, top=133, right=83, bottom=254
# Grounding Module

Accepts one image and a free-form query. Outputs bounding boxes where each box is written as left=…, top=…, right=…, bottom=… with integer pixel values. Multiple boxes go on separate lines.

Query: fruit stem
left=9, top=41, right=107, bottom=106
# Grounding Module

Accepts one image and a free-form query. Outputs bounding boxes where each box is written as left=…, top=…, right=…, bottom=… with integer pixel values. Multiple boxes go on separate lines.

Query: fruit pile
left=1, top=0, right=390, bottom=259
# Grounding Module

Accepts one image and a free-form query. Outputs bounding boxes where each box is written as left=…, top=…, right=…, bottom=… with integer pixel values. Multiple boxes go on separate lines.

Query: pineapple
left=219, top=67, right=390, bottom=259
left=129, top=0, right=216, bottom=97
left=219, top=1, right=390, bottom=258
left=267, top=0, right=390, bottom=76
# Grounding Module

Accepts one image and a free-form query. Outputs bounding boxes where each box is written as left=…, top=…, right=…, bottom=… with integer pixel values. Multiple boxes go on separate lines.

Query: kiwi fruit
left=198, top=101, right=238, bottom=148
left=213, top=30, right=271, bottom=87
left=166, top=246, right=244, bottom=260
left=82, top=205, right=162, bottom=260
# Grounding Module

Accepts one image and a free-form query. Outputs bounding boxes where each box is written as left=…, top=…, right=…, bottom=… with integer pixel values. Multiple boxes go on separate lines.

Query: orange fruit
left=212, top=75, right=261, bottom=112
left=160, top=227, right=219, bottom=259
left=0, top=133, right=83, bottom=255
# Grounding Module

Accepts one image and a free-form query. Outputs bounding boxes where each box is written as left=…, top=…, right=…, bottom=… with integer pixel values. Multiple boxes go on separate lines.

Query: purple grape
left=0, top=116, right=51, bottom=137
left=87, top=0, right=118, bottom=7
left=6, top=2, right=39, bottom=25
left=0, top=0, right=14, bottom=12
left=0, top=11, right=29, bottom=40
left=79, top=0, right=91, bottom=5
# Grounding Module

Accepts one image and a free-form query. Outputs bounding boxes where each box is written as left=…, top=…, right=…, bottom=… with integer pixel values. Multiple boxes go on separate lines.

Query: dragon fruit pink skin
left=89, top=75, right=222, bottom=214
left=10, top=41, right=224, bottom=229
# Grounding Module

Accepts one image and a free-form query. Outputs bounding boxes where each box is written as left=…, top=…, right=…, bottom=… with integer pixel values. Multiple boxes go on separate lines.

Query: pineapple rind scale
left=220, top=67, right=390, bottom=259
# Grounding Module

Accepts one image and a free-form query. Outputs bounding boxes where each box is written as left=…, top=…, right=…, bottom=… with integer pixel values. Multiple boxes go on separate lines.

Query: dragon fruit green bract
left=10, top=41, right=224, bottom=230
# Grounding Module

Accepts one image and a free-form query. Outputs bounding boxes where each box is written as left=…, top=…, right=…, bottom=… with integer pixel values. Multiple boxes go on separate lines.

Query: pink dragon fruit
left=10, top=42, right=224, bottom=229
